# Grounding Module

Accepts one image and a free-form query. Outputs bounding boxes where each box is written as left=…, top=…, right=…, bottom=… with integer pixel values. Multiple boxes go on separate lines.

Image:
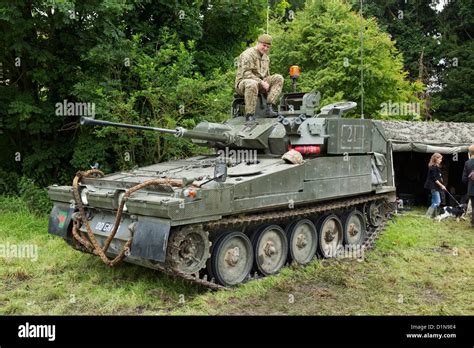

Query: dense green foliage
left=270, top=0, right=423, bottom=118
left=431, top=0, right=474, bottom=122
left=0, top=0, right=266, bottom=189
left=351, top=0, right=440, bottom=81
left=17, top=177, right=51, bottom=216
left=351, top=0, right=474, bottom=121
left=0, top=0, right=472, bottom=192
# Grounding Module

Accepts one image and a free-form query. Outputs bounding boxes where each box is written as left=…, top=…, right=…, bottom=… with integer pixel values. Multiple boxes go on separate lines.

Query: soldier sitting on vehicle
left=235, top=34, right=284, bottom=123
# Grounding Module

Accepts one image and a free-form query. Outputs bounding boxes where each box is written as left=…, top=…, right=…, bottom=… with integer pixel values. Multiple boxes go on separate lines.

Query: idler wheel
left=365, top=201, right=385, bottom=227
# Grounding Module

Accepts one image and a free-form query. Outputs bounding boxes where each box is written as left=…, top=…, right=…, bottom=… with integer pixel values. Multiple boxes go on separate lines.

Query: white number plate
left=95, top=221, right=114, bottom=233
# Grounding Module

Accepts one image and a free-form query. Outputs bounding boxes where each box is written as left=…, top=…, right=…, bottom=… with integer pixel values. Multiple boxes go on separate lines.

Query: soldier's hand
left=261, top=81, right=269, bottom=91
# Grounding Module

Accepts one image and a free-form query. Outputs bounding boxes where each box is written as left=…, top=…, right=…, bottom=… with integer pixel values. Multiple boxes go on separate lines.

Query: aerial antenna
left=266, top=2, right=270, bottom=33
left=359, top=0, right=364, bottom=119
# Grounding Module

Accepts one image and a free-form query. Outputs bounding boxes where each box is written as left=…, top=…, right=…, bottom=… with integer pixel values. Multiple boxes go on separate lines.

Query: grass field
left=1, top=196, right=473, bottom=315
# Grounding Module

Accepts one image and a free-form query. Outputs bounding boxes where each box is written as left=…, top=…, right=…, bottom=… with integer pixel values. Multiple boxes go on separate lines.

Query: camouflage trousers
left=236, top=74, right=284, bottom=115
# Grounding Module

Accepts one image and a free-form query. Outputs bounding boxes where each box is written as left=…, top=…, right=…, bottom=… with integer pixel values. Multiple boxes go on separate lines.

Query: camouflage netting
left=375, top=120, right=474, bottom=154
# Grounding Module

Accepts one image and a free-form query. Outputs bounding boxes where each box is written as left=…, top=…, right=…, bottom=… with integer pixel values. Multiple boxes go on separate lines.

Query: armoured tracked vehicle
left=48, top=90, right=396, bottom=288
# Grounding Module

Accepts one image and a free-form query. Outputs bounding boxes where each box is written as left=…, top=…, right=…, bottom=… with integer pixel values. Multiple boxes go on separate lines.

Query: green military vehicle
left=47, top=91, right=395, bottom=288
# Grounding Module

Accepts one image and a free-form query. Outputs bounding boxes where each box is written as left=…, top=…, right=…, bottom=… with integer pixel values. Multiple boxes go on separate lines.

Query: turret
left=80, top=94, right=366, bottom=157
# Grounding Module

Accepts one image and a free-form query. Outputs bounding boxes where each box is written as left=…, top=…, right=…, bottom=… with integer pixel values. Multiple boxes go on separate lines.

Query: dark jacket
left=462, top=158, right=474, bottom=196
left=424, top=165, right=443, bottom=191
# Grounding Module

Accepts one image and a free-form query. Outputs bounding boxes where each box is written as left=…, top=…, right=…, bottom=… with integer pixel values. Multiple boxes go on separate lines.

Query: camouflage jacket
left=235, top=46, right=270, bottom=89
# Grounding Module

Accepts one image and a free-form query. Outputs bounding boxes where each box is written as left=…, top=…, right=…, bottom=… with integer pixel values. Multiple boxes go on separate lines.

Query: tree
left=194, top=0, right=267, bottom=73
left=0, top=0, right=267, bottom=188
left=0, top=0, right=134, bottom=186
left=431, top=0, right=474, bottom=122
left=350, top=0, right=440, bottom=81
left=269, top=0, right=423, bottom=118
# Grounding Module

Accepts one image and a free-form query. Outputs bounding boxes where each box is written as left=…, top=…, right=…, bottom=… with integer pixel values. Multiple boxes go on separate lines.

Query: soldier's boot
left=425, top=207, right=435, bottom=218
left=266, top=104, right=278, bottom=117
left=245, top=113, right=256, bottom=123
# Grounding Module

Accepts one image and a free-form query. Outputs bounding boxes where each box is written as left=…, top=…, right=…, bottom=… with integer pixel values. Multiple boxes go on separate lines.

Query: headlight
left=182, top=188, right=198, bottom=199
left=80, top=188, right=89, bottom=205
left=117, top=191, right=128, bottom=212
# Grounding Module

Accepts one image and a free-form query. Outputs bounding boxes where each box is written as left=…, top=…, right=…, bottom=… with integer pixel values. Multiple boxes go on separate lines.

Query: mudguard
left=130, top=220, right=171, bottom=262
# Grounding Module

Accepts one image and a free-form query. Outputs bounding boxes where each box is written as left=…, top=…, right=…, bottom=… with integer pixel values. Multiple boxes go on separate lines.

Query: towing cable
left=71, top=169, right=184, bottom=267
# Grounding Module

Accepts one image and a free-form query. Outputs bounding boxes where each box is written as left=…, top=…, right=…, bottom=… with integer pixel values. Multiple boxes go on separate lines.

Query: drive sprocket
left=166, top=227, right=210, bottom=275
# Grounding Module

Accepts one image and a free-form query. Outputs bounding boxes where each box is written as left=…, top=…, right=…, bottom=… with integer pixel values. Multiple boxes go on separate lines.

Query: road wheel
left=341, top=210, right=366, bottom=246
left=251, top=224, right=288, bottom=276
left=316, top=214, right=343, bottom=258
left=285, top=219, right=317, bottom=265
left=210, top=231, right=253, bottom=287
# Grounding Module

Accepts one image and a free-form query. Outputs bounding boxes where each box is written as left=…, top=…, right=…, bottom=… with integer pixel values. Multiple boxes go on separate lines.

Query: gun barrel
left=80, top=117, right=178, bottom=135
left=80, top=117, right=230, bottom=143
left=178, top=128, right=229, bottom=143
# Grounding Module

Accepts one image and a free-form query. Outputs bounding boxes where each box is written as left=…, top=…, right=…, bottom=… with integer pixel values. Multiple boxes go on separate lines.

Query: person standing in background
left=462, top=144, right=474, bottom=228
left=424, top=153, right=446, bottom=218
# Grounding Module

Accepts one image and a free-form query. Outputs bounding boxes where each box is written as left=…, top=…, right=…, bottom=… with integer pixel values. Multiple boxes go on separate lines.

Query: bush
left=70, top=34, right=236, bottom=173
left=17, top=177, right=52, bottom=217
left=0, top=170, right=20, bottom=195
left=0, top=195, right=29, bottom=214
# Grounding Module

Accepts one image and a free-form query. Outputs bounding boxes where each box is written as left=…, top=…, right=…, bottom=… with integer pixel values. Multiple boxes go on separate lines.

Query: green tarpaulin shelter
left=376, top=120, right=474, bottom=153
